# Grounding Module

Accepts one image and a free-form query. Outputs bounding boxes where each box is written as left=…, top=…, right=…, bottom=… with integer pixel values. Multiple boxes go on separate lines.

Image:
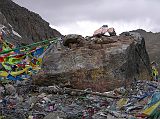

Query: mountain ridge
left=0, top=0, right=61, bottom=44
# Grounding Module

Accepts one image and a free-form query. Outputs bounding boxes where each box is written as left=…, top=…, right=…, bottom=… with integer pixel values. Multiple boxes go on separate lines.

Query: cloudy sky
left=13, top=0, right=160, bottom=36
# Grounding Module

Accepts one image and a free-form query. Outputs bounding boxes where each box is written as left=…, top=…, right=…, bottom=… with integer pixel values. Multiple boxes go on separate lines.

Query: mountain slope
left=131, top=29, right=160, bottom=64
left=0, top=11, right=23, bottom=45
left=0, top=0, right=61, bottom=44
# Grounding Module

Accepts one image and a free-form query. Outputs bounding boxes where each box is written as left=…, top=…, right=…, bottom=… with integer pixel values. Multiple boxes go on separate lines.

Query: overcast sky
left=13, top=0, right=160, bottom=36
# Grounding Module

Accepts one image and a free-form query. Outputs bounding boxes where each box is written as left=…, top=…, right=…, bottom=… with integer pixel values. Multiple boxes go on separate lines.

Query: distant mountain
left=0, top=0, right=61, bottom=44
left=131, top=29, right=160, bottom=64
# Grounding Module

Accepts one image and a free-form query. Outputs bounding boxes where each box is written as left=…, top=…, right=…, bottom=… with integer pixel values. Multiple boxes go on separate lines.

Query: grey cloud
left=13, top=0, right=160, bottom=31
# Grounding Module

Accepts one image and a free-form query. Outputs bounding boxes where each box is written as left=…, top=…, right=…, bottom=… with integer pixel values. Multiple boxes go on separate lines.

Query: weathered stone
left=63, top=34, right=85, bottom=48
left=5, top=84, right=16, bottom=95
left=131, top=29, right=160, bottom=69
left=35, top=33, right=151, bottom=92
left=43, top=112, right=67, bottom=119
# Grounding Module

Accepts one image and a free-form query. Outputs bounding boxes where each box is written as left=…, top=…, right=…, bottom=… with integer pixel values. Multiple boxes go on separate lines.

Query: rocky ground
left=0, top=79, right=159, bottom=119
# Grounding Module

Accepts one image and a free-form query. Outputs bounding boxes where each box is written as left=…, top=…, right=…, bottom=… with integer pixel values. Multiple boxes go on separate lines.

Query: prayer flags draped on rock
left=0, top=38, right=57, bottom=81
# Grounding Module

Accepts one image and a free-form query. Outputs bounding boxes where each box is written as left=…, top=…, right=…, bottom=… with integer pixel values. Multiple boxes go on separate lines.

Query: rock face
left=131, top=29, right=160, bottom=65
left=0, top=11, right=22, bottom=45
left=35, top=33, right=151, bottom=92
left=0, top=0, right=61, bottom=44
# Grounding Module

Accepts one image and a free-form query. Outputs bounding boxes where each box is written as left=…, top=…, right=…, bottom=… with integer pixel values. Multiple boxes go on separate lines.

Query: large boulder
left=34, top=33, right=151, bottom=92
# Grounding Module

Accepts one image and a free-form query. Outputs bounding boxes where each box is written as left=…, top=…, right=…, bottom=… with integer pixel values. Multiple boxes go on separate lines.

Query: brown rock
left=34, top=32, right=151, bottom=92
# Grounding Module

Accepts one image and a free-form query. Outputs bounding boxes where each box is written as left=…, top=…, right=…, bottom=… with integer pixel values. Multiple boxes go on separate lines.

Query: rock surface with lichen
left=35, top=33, right=151, bottom=92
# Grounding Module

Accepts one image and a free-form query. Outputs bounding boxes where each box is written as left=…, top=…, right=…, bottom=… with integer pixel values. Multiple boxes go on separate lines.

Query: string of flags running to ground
left=0, top=31, right=58, bottom=81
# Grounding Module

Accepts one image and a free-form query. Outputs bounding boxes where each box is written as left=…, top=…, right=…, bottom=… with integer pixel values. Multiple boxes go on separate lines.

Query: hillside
left=0, top=0, right=61, bottom=44
left=131, top=29, right=160, bottom=64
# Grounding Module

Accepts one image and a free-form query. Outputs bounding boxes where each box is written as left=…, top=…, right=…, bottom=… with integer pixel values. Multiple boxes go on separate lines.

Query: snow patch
left=12, top=29, right=22, bottom=38
left=8, top=23, right=13, bottom=28
left=0, top=24, right=6, bottom=30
